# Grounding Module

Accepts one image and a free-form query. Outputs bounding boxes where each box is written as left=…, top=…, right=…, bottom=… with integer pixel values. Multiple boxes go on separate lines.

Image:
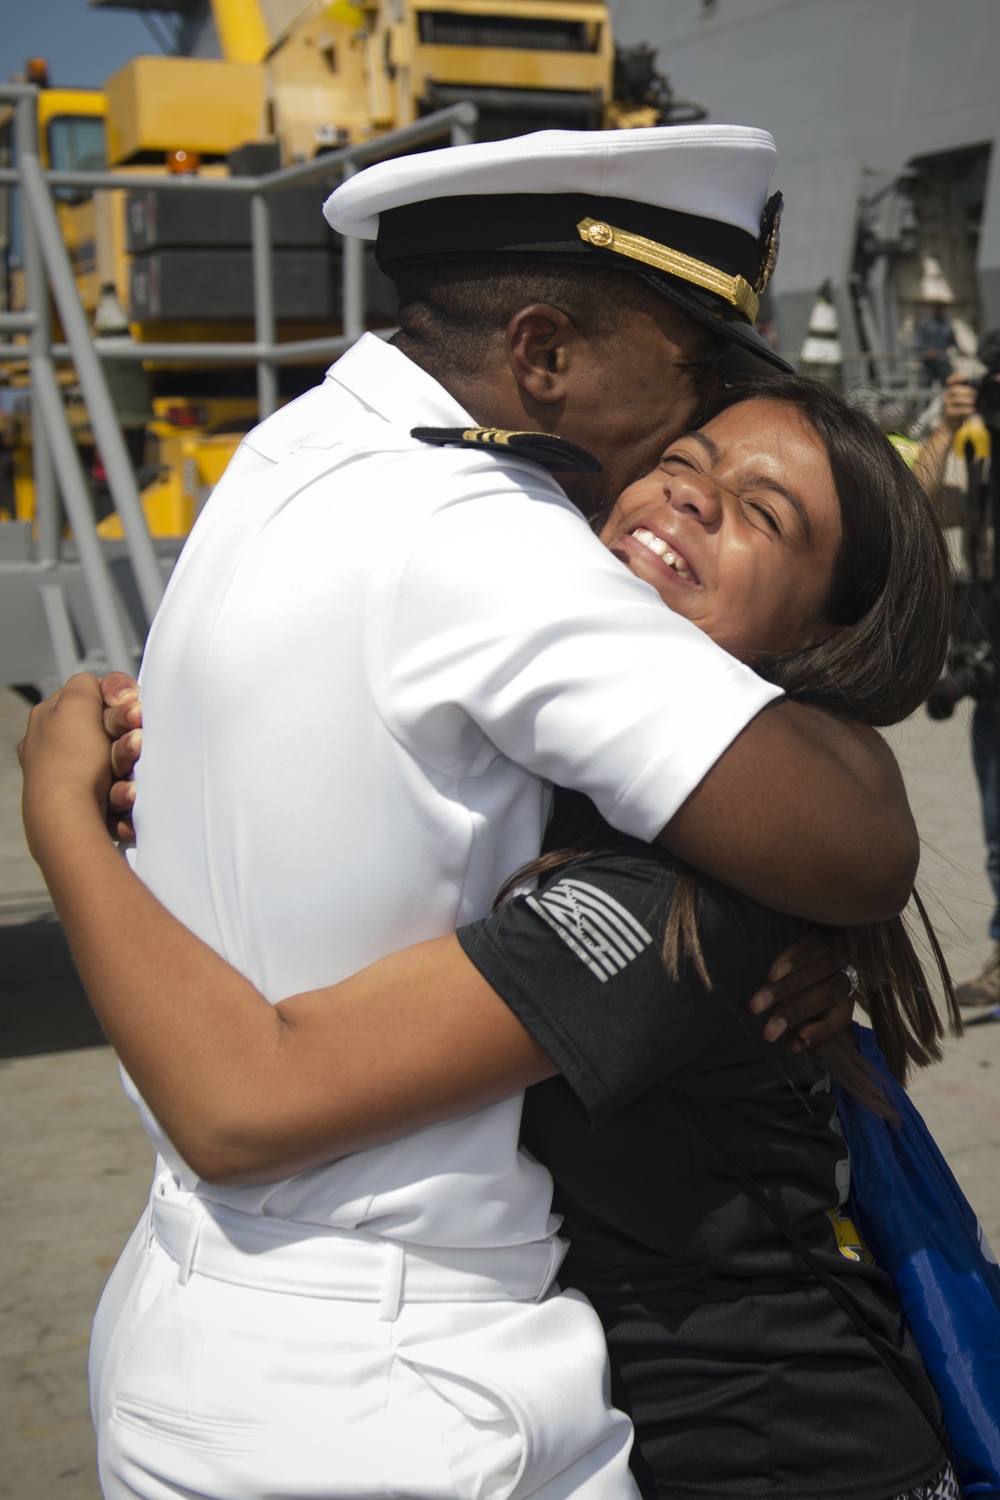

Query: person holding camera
left=916, top=348, right=1000, bottom=1008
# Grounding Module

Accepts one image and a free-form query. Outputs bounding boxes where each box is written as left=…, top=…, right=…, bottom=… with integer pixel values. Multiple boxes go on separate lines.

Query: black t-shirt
left=456, top=797, right=944, bottom=1500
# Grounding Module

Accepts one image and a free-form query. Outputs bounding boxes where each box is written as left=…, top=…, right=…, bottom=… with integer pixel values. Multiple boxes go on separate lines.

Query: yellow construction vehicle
left=95, top=0, right=685, bottom=158
left=0, top=61, right=114, bottom=524
left=0, top=1, right=698, bottom=539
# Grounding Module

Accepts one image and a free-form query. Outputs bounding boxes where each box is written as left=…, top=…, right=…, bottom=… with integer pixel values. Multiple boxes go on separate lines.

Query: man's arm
left=104, top=673, right=909, bottom=930
left=101, top=674, right=859, bottom=1044
left=659, top=699, right=917, bottom=926
left=373, top=477, right=915, bottom=929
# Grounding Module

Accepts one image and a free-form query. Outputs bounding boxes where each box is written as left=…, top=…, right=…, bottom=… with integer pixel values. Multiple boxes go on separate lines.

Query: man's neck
left=390, top=334, right=611, bottom=524
left=391, top=333, right=511, bottom=425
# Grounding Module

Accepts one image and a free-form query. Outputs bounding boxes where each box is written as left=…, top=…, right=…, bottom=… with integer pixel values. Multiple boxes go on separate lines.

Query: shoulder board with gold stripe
left=411, top=426, right=602, bottom=474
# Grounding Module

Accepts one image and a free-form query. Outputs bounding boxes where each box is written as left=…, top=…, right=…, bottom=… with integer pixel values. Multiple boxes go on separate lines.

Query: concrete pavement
left=1, top=683, right=998, bottom=1499
left=1, top=688, right=153, bottom=1500
left=883, top=709, right=1000, bottom=1255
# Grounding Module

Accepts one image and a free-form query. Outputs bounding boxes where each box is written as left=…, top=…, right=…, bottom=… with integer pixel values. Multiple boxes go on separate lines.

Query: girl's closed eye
left=661, top=450, right=700, bottom=471
left=745, top=500, right=782, bottom=535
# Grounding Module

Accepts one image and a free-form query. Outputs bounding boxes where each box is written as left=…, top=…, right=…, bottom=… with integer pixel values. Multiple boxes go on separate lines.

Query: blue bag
left=836, top=1024, right=1000, bottom=1496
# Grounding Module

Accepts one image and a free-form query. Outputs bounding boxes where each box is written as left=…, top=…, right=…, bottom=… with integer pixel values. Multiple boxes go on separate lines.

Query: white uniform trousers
left=90, top=1177, right=637, bottom=1500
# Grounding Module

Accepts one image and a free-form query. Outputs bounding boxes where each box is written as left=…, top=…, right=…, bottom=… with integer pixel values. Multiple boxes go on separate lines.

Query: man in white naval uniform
left=91, top=129, right=918, bottom=1500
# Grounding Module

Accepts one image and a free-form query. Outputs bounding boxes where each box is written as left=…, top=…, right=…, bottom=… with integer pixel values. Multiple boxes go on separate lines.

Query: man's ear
left=505, top=304, right=580, bottom=407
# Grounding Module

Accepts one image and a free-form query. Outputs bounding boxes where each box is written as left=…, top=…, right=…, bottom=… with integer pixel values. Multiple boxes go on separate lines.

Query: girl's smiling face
left=600, top=398, right=844, bottom=664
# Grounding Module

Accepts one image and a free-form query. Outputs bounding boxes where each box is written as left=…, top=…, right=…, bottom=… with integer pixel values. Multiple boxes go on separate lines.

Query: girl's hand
left=101, top=672, right=142, bottom=843
left=19, top=674, right=118, bottom=862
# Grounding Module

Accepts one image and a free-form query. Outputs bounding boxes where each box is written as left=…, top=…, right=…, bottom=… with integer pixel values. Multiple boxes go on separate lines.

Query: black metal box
left=128, top=248, right=341, bottom=321
left=125, top=187, right=333, bottom=252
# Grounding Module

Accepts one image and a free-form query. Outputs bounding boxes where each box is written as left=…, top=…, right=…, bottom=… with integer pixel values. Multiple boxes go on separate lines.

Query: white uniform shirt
left=129, top=333, right=781, bottom=1246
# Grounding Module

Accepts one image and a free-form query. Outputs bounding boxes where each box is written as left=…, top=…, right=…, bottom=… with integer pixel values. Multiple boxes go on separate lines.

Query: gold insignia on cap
left=576, top=217, right=759, bottom=323
left=584, top=221, right=614, bottom=248
left=755, top=192, right=783, bottom=296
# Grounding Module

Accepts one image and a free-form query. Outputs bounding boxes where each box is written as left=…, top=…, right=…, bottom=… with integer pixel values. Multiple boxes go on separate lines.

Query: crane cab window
left=47, top=115, right=106, bottom=202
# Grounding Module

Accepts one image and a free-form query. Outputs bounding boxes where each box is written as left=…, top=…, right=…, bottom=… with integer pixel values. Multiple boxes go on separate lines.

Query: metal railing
left=0, top=83, right=477, bottom=689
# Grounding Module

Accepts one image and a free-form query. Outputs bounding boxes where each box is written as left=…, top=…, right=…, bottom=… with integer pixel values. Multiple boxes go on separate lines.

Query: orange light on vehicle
left=166, top=149, right=200, bottom=175
left=25, top=57, right=50, bottom=87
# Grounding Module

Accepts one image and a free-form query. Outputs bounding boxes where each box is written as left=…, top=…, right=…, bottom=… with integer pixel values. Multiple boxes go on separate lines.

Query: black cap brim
left=624, top=264, right=793, bottom=373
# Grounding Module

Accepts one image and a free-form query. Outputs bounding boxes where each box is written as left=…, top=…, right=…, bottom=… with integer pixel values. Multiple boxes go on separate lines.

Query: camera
left=971, top=330, right=1000, bottom=424
left=968, top=372, right=1000, bottom=427
left=926, top=580, right=1000, bottom=720
left=926, top=637, right=999, bottom=718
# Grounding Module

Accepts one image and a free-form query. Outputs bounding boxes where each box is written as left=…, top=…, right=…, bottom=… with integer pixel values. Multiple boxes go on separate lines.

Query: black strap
left=669, top=1089, right=955, bottom=1466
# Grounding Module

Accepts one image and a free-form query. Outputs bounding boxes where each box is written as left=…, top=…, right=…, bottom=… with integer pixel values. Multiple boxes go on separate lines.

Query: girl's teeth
left=633, top=527, right=667, bottom=556
left=632, top=529, right=689, bottom=578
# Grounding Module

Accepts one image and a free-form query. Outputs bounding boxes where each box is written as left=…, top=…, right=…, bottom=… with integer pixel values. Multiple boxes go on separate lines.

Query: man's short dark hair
left=392, top=260, right=665, bottom=381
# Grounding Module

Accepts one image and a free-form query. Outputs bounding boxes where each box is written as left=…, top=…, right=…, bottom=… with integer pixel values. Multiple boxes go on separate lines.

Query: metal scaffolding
left=0, top=84, right=477, bottom=691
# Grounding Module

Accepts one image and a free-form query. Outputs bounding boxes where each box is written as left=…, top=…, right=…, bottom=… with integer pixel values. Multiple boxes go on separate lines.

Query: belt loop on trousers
left=379, top=1240, right=405, bottom=1322
left=175, top=1197, right=205, bottom=1286
left=149, top=1176, right=563, bottom=1303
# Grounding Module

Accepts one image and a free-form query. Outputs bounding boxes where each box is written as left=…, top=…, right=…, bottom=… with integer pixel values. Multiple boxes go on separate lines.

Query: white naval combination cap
left=323, top=125, right=789, bottom=370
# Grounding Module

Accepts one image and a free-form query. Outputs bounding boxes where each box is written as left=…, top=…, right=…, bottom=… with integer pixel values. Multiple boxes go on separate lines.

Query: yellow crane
left=0, top=1, right=696, bottom=539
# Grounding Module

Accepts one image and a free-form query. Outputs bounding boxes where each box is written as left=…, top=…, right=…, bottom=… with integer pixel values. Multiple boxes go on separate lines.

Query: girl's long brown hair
left=498, top=376, right=962, bottom=1115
